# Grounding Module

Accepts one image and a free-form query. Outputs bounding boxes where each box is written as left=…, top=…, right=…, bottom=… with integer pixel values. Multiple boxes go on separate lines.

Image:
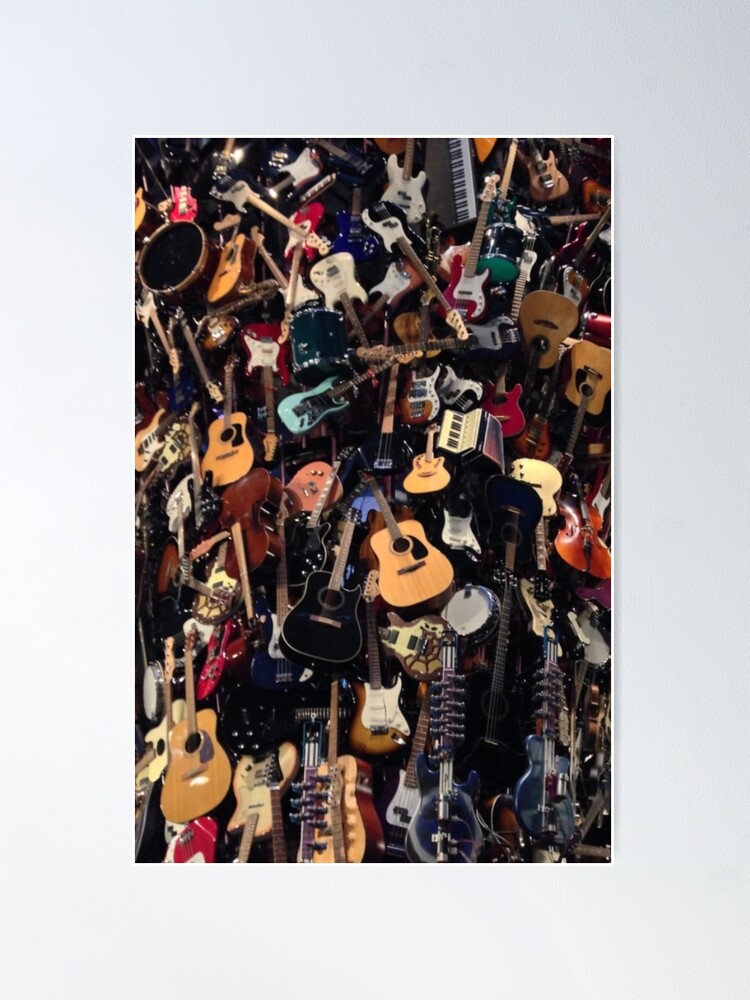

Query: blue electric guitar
left=405, top=628, right=483, bottom=863
left=514, top=625, right=575, bottom=848
left=331, top=187, right=380, bottom=261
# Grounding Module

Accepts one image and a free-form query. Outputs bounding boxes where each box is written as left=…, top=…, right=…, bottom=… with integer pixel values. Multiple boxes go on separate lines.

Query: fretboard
left=306, top=458, right=343, bottom=529
left=404, top=695, right=431, bottom=789
left=236, top=813, right=259, bottom=864
left=269, top=786, right=286, bottom=863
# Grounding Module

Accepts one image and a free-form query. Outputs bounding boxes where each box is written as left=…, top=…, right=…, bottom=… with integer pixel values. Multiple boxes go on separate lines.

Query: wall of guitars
left=134, top=136, right=612, bottom=864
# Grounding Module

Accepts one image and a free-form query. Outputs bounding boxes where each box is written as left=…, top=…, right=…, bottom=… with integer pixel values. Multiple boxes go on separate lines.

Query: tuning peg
left=289, top=812, right=301, bottom=824
left=289, top=796, right=302, bottom=810
left=312, top=820, right=329, bottom=830
left=314, top=790, right=330, bottom=801
left=316, top=773, right=331, bottom=785
left=311, top=841, right=328, bottom=852
left=291, top=782, right=303, bottom=794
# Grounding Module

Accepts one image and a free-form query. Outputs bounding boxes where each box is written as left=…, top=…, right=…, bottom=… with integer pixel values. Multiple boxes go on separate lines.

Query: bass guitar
left=379, top=685, right=431, bottom=859
left=382, top=138, right=427, bottom=223
left=444, top=173, right=500, bottom=321
left=405, top=628, right=483, bottom=862
left=348, top=571, right=410, bottom=756
left=357, top=364, right=412, bottom=474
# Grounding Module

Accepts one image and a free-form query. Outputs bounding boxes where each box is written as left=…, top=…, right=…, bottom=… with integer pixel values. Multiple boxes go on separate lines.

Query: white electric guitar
left=437, top=364, right=484, bottom=412
left=441, top=506, right=482, bottom=557
left=267, top=147, right=324, bottom=199
left=309, top=251, right=367, bottom=310
left=382, top=138, right=427, bottom=223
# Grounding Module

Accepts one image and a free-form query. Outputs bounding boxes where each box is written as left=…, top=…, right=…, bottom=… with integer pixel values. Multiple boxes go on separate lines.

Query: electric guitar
left=482, top=364, right=525, bottom=438
left=437, top=364, right=484, bottom=414
left=348, top=571, right=411, bottom=756
left=560, top=206, right=612, bottom=308
left=405, top=628, right=483, bottom=862
left=403, top=423, right=451, bottom=495
left=200, top=355, right=255, bottom=487
left=514, top=625, right=575, bottom=847
left=284, top=460, right=343, bottom=515
left=160, top=627, right=233, bottom=823
left=379, top=686, right=431, bottom=859
left=308, top=250, right=371, bottom=346
left=357, top=364, right=413, bottom=474
left=277, top=358, right=393, bottom=435
left=227, top=741, right=299, bottom=836
left=163, top=817, right=218, bottom=863
left=399, top=364, right=442, bottom=425
left=444, top=173, right=500, bottom=321
left=362, top=471, right=455, bottom=613
left=379, top=613, right=446, bottom=680
left=240, top=321, right=292, bottom=464
left=516, top=139, right=570, bottom=202
left=168, top=184, right=198, bottom=223
left=382, top=138, right=427, bottom=223
left=331, top=186, right=380, bottom=260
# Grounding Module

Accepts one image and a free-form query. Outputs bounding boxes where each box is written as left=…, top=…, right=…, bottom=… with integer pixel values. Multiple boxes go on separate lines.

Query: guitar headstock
left=164, top=637, right=176, bottom=682
left=444, top=309, right=470, bottom=341
left=480, top=173, right=501, bottom=202
left=363, top=569, right=380, bottom=604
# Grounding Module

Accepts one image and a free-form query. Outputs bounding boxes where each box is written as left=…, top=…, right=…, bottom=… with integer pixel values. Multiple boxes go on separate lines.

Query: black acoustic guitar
left=278, top=515, right=362, bottom=671
left=479, top=475, right=543, bottom=566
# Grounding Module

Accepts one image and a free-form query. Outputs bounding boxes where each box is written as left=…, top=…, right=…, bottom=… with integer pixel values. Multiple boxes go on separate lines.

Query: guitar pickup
left=397, top=560, right=426, bottom=575
left=309, top=615, right=342, bottom=628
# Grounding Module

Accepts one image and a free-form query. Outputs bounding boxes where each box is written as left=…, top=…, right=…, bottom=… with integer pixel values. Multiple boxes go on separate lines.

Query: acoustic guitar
left=201, top=355, right=255, bottom=488
left=403, top=424, right=451, bottom=495
left=160, top=628, right=233, bottom=824
left=207, top=219, right=257, bottom=305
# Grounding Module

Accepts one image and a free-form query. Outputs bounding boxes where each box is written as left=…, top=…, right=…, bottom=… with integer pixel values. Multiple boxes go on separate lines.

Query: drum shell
left=478, top=223, right=524, bottom=282
left=289, top=306, right=350, bottom=386
left=441, top=585, right=501, bottom=646
left=137, top=221, right=218, bottom=303
left=581, top=311, right=611, bottom=346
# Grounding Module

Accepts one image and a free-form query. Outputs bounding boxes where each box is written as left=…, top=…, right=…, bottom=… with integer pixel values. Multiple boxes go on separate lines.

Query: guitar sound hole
left=392, top=537, right=412, bottom=555
left=185, top=732, right=201, bottom=754
left=500, top=523, right=522, bottom=546
left=220, top=427, right=234, bottom=443
left=319, top=588, right=344, bottom=613
left=480, top=690, right=508, bottom=722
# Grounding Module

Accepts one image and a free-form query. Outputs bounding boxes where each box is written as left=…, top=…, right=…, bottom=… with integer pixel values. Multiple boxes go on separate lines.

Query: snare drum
left=289, top=306, right=350, bottom=386
left=478, top=223, right=524, bottom=283
left=142, top=661, right=166, bottom=722
left=441, top=585, right=501, bottom=645
left=137, top=220, right=218, bottom=302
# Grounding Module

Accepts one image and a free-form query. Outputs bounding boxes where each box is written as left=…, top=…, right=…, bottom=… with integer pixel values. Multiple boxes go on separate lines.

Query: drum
left=142, top=661, right=165, bottom=722
left=137, top=220, right=217, bottom=302
left=581, top=311, right=611, bottom=346
left=441, top=584, right=501, bottom=646
left=478, top=223, right=524, bottom=282
left=289, top=306, right=350, bottom=386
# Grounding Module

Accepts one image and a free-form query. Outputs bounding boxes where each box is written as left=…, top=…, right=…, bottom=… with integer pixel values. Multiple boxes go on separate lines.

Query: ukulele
left=516, top=139, right=570, bottom=202
left=248, top=495, right=314, bottom=690
left=403, top=423, right=451, bottom=495
left=200, top=355, right=255, bottom=487
left=382, top=138, right=427, bottom=223
left=361, top=471, right=455, bottom=613
left=160, top=627, right=233, bottom=823
left=444, top=173, right=500, bottom=321
left=405, top=628, right=483, bottom=862
left=513, top=625, right=575, bottom=847
left=348, top=571, right=411, bottom=756
left=278, top=514, right=363, bottom=671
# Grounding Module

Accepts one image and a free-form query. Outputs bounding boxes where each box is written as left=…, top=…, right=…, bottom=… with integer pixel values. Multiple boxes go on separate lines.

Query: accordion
left=436, top=408, right=505, bottom=473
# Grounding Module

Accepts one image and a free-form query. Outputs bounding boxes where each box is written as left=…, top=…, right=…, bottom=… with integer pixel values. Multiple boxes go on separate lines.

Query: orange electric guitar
left=201, top=355, right=255, bottom=487
left=160, top=628, right=233, bottom=823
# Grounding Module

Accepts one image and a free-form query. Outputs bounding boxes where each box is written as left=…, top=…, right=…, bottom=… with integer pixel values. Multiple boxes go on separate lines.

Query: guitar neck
left=404, top=693, right=431, bottom=789
left=572, top=206, right=611, bottom=269
left=362, top=473, right=404, bottom=543
left=324, top=679, right=348, bottom=864
left=326, top=518, right=357, bottom=595
left=396, top=237, right=452, bottom=313
left=402, top=138, right=416, bottom=181
left=269, top=786, right=287, bottom=862
left=365, top=598, right=382, bottom=690
left=179, top=313, right=224, bottom=403
left=498, top=139, right=518, bottom=201
left=236, top=813, right=259, bottom=864
left=340, top=291, right=369, bottom=347
left=262, top=366, right=277, bottom=438
left=183, top=634, right=198, bottom=739
left=510, top=236, right=537, bottom=322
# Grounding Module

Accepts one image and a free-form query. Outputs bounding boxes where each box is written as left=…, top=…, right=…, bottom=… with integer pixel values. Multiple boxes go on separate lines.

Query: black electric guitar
left=357, top=364, right=412, bottom=474
left=278, top=514, right=363, bottom=671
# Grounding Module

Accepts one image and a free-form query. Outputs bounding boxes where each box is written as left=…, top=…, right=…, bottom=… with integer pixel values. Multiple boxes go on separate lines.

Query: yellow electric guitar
left=402, top=423, right=451, bottom=495
left=200, top=355, right=255, bottom=487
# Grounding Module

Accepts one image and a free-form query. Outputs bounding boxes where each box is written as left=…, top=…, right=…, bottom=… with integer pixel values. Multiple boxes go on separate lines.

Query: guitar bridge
left=309, top=615, right=342, bottom=628
left=397, top=560, right=426, bottom=575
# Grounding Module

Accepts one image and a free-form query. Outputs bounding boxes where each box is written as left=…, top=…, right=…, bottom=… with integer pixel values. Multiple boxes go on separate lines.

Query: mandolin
left=278, top=514, right=363, bottom=671
left=348, top=571, right=411, bottom=756
left=201, top=355, right=255, bottom=488
left=405, top=628, right=483, bottom=862
left=362, top=471, right=456, bottom=614
left=403, top=423, right=451, bottom=495
left=160, top=627, right=233, bottom=824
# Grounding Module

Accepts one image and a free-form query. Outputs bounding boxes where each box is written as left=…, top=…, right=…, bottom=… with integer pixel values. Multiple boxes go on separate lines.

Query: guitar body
left=168, top=185, right=198, bottom=223
left=164, top=817, right=218, bottom=863
left=444, top=254, right=490, bottom=322
left=161, top=708, right=233, bottom=823
left=480, top=476, right=543, bottom=563
left=135, top=776, right=165, bottom=862
left=348, top=677, right=410, bottom=756
left=509, top=458, right=563, bottom=516
left=284, top=462, right=343, bottom=515
left=383, top=155, right=427, bottom=223
left=405, top=755, right=482, bottom=863
left=277, top=377, right=351, bottom=435
left=357, top=430, right=413, bottom=475
left=403, top=454, right=450, bottom=495
left=369, top=520, right=455, bottom=612
left=581, top=178, right=612, bottom=215
left=518, top=291, right=579, bottom=369
left=227, top=741, right=299, bottom=834
left=208, top=233, right=257, bottom=304
left=560, top=265, right=590, bottom=308
left=513, top=415, right=552, bottom=460
left=250, top=612, right=314, bottom=690
left=309, top=252, right=367, bottom=309
left=516, top=149, right=569, bottom=202
left=483, top=380, right=525, bottom=437
left=286, top=518, right=333, bottom=590
left=514, top=735, right=575, bottom=846
left=142, top=700, right=187, bottom=782
left=441, top=510, right=482, bottom=557
left=457, top=669, right=525, bottom=786
left=467, top=315, right=522, bottom=362
left=278, top=571, right=363, bottom=670
left=564, top=340, right=611, bottom=418
left=332, top=209, right=380, bottom=260
left=398, top=366, right=442, bottom=424
left=381, top=770, right=422, bottom=859
left=134, top=408, right=169, bottom=472
left=201, top=412, right=255, bottom=487
left=283, top=202, right=326, bottom=261
left=241, top=323, right=292, bottom=386
left=437, top=366, right=483, bottom=413
left=379, top=612, right=445, bottom=679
